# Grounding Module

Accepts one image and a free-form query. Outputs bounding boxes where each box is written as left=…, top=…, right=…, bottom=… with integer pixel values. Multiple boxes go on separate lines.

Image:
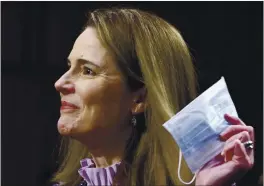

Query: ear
left=131, top=87, right=147, bottom=115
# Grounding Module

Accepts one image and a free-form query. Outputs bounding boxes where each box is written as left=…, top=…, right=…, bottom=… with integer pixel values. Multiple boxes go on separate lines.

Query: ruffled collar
left=78, top=158, right=121, bottom=186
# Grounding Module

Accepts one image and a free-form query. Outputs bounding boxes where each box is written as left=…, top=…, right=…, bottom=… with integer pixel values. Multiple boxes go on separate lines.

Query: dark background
left=2, top=2, right=263, bottom=186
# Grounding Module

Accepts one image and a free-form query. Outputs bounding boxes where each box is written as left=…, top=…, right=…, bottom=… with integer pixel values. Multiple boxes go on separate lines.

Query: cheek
left=77, top=78, right=129, bottom=107
left=77, top=80, right=106, bottom=105
left=76, top=78, right=131, bottom=124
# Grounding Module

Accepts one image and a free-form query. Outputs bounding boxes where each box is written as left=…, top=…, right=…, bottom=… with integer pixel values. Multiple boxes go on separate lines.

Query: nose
left=54, top=73, right=75, bottom=95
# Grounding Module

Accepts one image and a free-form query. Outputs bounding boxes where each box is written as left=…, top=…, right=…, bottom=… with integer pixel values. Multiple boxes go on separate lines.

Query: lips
left=60, top=101, right=79, bottom=110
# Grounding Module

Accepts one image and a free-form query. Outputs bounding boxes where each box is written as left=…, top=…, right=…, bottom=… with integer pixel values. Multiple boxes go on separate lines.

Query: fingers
left=220, top=114, right=254, bottom=142
left=220, top=127, right=254, bottom=172
left=220, top=114, right=255, bottom=165
left=221, top=131, right=250, bottom=162
left=225, top=131, right=251, bottom=146
left=233, top=140, right=254, bottom=169
left=220, top=125, right=254, bottom=141
left=224, top=114, right=246, bottom=125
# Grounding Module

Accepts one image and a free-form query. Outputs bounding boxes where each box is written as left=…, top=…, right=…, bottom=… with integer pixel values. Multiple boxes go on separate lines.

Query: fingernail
left=224, top=114, right=240, bottom=125
left=219, top=134, right=226, bottom=141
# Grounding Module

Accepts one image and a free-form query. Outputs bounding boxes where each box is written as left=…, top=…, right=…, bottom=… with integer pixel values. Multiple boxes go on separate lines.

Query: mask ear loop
left=178, top=150, right=196, bottom=185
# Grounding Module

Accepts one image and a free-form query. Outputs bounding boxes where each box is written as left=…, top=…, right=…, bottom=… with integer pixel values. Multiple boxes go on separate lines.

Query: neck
left=81, top=125, right=132, bottom=168
left=90, top=148, right=124, bottom=168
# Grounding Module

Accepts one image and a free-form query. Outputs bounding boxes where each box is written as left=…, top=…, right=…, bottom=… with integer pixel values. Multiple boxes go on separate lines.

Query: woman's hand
left=195, top=114, right=254, bottom=186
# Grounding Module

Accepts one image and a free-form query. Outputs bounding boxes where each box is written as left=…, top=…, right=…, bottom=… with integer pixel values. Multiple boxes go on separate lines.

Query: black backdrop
left=2, top=2, right=263, bottom=186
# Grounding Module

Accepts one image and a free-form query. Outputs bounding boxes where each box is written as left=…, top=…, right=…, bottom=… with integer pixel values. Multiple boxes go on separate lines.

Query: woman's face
left=55, top=27, right=134, bottom=138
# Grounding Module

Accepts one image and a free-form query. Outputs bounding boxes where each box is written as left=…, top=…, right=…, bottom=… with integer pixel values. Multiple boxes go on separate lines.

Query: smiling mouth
left=60, top=101, right=79, bottom=111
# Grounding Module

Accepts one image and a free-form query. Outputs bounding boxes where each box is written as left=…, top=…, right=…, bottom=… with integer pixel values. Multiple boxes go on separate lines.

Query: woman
left=52, top=8, right=254, bottom=186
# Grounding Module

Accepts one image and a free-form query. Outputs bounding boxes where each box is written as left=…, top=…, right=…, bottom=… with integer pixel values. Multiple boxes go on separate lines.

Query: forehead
left=68, top=27, right=107, bottom=66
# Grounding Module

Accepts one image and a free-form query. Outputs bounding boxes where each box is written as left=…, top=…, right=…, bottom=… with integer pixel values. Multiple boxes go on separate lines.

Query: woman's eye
left=81, top=66, right=96, bottom=76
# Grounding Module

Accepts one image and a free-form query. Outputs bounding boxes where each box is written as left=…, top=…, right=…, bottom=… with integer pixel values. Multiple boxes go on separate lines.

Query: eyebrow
left=67, top=58, right=101, bottom=68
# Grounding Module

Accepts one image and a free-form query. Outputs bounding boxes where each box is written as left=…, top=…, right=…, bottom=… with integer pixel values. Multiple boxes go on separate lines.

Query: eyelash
left=81, top=66, right=96, bottom=76
left=66, top=63, right=96, bottom=76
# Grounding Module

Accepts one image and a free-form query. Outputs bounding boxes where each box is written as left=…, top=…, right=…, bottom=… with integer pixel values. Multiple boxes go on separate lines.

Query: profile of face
left=55, top=27, right=136, bottom=139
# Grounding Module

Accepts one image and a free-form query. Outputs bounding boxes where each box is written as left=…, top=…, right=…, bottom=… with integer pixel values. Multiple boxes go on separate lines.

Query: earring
left=131, top=116, right=137, bottom=127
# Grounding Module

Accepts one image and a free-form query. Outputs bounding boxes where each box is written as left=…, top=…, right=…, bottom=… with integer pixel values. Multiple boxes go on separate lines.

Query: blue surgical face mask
left=163, top=77, right=238, bottom=185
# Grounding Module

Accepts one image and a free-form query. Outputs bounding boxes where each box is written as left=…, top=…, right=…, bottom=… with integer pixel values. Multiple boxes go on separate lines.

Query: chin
left=57, top=124, right=72, bottom=136
left=57, top=120, right=79, bottom=135
left=57, top=122, right=93, bottom=137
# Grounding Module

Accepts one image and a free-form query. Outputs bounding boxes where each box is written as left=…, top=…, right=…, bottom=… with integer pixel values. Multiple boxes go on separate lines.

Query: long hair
left=52, top=8, right=197, bottom=186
